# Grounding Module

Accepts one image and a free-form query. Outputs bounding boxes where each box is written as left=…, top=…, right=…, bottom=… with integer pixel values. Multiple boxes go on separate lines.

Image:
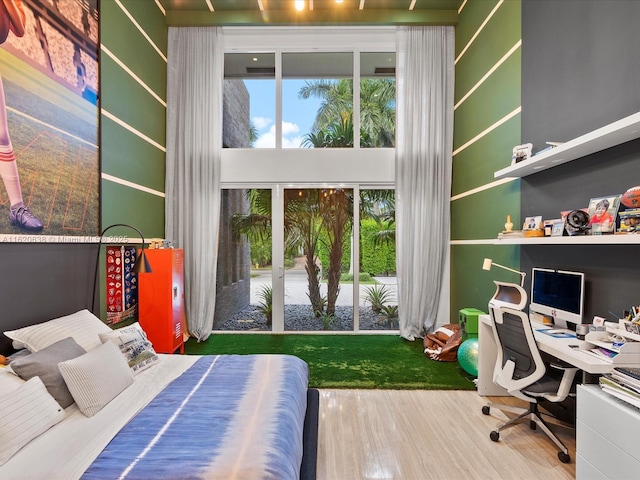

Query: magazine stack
left=599, top=367, right=640, bottom=409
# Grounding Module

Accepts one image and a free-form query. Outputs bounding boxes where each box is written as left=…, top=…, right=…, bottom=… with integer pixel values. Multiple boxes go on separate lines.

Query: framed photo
left=551, top=222, right=565, bottom=237
left=587, top=195, right=622, bottom=234
left=523, top=215, right=542, bottom=230
left=511, top=143, right=533, bottom=165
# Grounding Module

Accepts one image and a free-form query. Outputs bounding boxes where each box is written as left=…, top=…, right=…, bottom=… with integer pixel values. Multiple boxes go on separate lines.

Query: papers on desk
left=536, top=328, right=577, bottom=339
left=600, top=375, right=640, bottom=409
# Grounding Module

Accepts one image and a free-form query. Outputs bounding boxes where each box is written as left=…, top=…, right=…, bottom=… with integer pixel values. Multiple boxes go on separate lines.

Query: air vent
left=374, top=67, right=395, bottom=75
left=246, top=67, right=276, bottom=75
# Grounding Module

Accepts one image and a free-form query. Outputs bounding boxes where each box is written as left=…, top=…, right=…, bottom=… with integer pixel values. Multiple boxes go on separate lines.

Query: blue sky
left=245, top=79, right=322, bottom=148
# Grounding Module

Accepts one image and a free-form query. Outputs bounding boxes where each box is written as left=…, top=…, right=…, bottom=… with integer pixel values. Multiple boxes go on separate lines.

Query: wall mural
left=0, top=0, right=98, bottom=241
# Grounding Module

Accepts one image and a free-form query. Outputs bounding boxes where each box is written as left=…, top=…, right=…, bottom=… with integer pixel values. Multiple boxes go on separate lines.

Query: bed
left=0, top=310, right=316, bottom=480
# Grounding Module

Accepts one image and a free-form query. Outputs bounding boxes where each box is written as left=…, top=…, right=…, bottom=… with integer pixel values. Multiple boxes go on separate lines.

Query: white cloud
left=252, top=116, right=272, bottom=130
left=282, top=121, right=299, bottom=135
left=253, top=122, right=305, bottom=148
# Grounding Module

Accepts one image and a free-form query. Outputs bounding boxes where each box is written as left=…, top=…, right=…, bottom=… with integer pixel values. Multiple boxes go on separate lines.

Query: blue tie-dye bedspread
left=81, top=354, right=309, bottom=480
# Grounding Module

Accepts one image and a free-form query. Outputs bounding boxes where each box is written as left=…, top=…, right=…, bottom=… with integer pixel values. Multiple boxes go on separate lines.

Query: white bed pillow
left=4, top=309, right=111, bottom=353
left=58, top=341, right=134, bottom=417
left=99, top=322, right=160, bottom=375
left=0, top=377, right=65, bottom=466
left=0, top=366, right=25, bottom=394
left=10, top=337, right=86, bottom=408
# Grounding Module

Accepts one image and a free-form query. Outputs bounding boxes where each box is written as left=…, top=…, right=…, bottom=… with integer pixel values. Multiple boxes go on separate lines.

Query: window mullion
left=275, top=49, right=282, bottom=149
left=353, top=50, right=360, bottom=150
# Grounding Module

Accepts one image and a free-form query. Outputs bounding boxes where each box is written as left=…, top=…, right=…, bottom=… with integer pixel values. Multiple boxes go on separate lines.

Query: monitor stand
left=553, top=318, right=568, bottom=329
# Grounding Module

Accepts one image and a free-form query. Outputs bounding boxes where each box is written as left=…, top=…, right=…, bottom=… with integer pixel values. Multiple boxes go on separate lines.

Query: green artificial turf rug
left=184, top=334, right=476, bottom=390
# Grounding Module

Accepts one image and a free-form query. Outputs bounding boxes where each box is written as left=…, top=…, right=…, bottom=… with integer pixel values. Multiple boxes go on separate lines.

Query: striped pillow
left=58, top=341, right=134, bottom=417
left=4, top=309, right=111, bottom=353
left=0, top=377, right=65, bottom=466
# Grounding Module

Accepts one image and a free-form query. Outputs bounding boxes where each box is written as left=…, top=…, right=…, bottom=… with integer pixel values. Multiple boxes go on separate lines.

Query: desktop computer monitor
left=530, top=268, right=585, bottom=328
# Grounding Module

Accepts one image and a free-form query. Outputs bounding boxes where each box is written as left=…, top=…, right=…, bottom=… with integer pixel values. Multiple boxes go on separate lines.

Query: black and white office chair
left=482, top=304, right=578, bottom=463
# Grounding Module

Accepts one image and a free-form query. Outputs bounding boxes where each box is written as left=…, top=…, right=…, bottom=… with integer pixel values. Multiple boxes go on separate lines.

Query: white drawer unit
left=576, top=385, right=640, bottom=479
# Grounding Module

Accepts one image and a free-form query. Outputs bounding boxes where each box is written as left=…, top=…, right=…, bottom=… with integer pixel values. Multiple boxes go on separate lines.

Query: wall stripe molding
left=455, top=0, right=504, bottom=65
left=450, top=239, right=498, bottom=245
left=101, top=109, right=166, bottom=152
left=115, top=0, right=167, bottom=62
left=154, top=0, right=166, bottom=16
left=101, top=45, right=167, bottom=107
left=453, top=106, right=521, bottom=157
left=454, top=39, right=521, bottom=110
left=458, top=0, right=468, bottom=15
left=102, top=173, right=165, bottom=198
left=451, top=176, right=515, bottom=201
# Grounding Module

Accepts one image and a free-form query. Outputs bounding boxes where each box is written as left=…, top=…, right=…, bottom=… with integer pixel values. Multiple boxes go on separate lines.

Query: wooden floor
left=316, top=390, right=576, bottom=480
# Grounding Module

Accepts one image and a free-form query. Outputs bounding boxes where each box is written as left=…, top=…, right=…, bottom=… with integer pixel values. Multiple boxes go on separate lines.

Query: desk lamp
left=91, top=224, right=152, bottom=313
left=482, top=258, right=526, bottom=287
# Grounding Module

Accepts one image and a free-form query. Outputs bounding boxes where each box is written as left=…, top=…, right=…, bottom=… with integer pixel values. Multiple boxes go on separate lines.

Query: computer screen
left=530, top=268, right=585, bottom=327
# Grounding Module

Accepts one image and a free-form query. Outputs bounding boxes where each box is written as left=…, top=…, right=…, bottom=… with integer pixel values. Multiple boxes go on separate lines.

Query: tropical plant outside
left=363, top=284, right=392, bottom=313
left=256, top=285, right=273, bottom=326
left=379, top=304, right=399, bottom=329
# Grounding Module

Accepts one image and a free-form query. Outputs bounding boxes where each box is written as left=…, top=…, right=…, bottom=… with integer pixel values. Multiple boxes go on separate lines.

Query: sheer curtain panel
left=166, top=27, right=223, bottom=342
left=395, top=26, right=454, bottom=341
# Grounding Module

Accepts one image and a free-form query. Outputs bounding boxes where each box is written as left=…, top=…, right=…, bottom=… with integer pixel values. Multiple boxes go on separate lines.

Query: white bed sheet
left=0, top=354, right=198, bottom=480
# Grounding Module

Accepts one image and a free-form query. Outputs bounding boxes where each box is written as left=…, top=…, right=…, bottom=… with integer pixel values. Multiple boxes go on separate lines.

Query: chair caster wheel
left=482, top=406, right=490, bottom=415
left=490, top=431, right=499, bottom=442
left=558, top=451, right=570, bottom=463
left=530, top=420, right=536, bottom=430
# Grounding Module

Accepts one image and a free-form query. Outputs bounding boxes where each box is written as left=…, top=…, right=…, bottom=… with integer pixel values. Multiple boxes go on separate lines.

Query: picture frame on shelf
left=511, top=143, right=533, bottom=165
left=551, top=222, right=565, bottom=237
left=523, top=215, right=542, bottom=230
left=587, top=195, right=622, bottom=234
left=619, top=209, right=640, bottom=233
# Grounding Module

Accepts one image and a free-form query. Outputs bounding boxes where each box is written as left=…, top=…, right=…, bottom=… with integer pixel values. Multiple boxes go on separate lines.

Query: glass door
left=283, top=187, right=354, bottom=331
left=214, top=186, right=397, bottom=333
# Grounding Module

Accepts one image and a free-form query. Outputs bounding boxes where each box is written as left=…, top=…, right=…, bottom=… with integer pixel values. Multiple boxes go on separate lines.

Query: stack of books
left=497, top=230, right=524, bottom=239
left=599, top=367, right=640, bottom=409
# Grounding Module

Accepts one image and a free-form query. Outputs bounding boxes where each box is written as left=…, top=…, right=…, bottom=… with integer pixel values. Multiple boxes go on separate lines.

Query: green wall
left=97, top=1, right=168, bottom=318
left=450, top=0, right=522, bottom=320
left=100, top=0, right=167, bottom=238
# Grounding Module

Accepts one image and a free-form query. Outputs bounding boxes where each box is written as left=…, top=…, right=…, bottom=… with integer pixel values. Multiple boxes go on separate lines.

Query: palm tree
left=232, top=189, right=328, bottom=316
left=298, top=78, right=395, bottom=147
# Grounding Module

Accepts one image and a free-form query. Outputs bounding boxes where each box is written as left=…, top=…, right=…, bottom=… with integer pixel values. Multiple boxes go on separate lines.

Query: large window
left=222, top=28, right=396, bottom=151
left=217, top=28, right=397, bottom=333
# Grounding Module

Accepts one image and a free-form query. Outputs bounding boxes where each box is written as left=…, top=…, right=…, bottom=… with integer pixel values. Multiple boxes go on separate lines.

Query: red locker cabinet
left=138, top=248, right=185, bottom=354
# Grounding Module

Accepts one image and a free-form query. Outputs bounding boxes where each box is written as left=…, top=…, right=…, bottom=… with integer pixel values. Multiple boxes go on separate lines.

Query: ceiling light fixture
left=294, top=0, right=305, bottom=12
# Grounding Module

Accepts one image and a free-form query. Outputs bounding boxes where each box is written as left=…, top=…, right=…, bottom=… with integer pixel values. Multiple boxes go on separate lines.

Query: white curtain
left=166, top=27, right=223, bottom=342
left=395, top=26, right=454, bottom=341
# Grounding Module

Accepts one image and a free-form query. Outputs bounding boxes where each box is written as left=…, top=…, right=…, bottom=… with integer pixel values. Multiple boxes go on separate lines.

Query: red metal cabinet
left=138, top=249, right=185, bottom=354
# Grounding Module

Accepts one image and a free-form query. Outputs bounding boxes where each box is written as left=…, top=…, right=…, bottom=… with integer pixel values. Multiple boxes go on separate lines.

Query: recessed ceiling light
left=252, top=57, right=258, bottom=62
left=295, top=0, right=305, bottom=11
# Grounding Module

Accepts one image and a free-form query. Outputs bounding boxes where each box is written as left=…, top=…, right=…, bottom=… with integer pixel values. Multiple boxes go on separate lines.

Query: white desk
left=477, top=313, right=622, bottom=396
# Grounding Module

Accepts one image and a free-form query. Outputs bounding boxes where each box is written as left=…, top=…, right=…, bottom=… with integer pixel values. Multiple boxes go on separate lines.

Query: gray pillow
left=10, top=337, right=86, bottom=408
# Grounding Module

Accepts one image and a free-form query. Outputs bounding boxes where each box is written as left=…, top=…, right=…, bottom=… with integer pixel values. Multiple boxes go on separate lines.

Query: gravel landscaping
left=215, top=304, right=398, bottom=331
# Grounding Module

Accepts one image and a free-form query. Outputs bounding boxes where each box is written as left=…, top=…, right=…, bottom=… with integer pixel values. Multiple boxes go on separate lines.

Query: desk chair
left=482, top=305, right=578, bottom=463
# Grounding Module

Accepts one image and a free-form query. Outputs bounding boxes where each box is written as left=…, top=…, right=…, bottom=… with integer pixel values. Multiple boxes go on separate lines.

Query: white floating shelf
left=493, top=235, right=640, bottom=245
left=494, top=111, right=640, bottom=179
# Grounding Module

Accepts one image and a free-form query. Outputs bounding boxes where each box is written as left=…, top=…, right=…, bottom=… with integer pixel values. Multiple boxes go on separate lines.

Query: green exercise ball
left=458, top=338, right=479, bottom=377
